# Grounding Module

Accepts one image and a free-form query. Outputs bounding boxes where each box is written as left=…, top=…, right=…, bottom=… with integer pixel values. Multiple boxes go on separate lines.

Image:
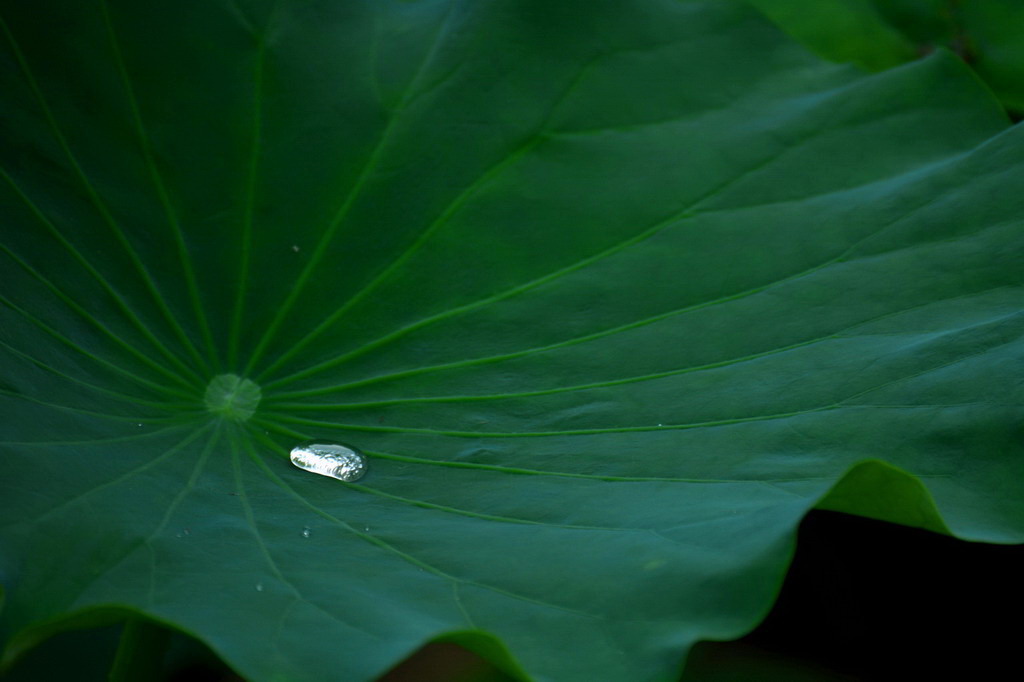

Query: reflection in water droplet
left=290, top=442, right=367, bottom=482
left=301, top=526, right=311, bottom=538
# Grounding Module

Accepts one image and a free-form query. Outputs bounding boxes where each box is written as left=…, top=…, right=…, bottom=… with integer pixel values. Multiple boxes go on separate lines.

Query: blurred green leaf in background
left=749, top=0, right=1024, bottom=113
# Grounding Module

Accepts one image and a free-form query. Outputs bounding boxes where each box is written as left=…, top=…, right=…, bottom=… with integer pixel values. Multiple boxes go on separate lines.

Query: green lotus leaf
left=2, top=1, right=1022, bottom=680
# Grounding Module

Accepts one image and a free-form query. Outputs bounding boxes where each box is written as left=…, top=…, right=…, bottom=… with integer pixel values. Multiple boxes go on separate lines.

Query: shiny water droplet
left=255, top=582, right=264, bottom=592
left=290, top=441, right=367, bottom=482
left=301, top=526, right=311, bottom=538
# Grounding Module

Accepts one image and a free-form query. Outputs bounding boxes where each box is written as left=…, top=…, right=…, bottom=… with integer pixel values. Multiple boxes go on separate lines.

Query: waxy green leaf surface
left=2, top=1, right=1023, bottom=680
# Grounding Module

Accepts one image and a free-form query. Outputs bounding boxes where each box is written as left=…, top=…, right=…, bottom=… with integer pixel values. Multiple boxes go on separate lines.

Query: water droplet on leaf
left=290, top=441, right=367, bottom=482
left=301, top=526, right=311, bottom=538
left=255, top=582, right=264, bottom=592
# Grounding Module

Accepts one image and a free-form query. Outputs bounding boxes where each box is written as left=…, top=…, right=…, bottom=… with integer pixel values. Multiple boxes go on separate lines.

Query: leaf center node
left=204, top=374, right=261, bottom=422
